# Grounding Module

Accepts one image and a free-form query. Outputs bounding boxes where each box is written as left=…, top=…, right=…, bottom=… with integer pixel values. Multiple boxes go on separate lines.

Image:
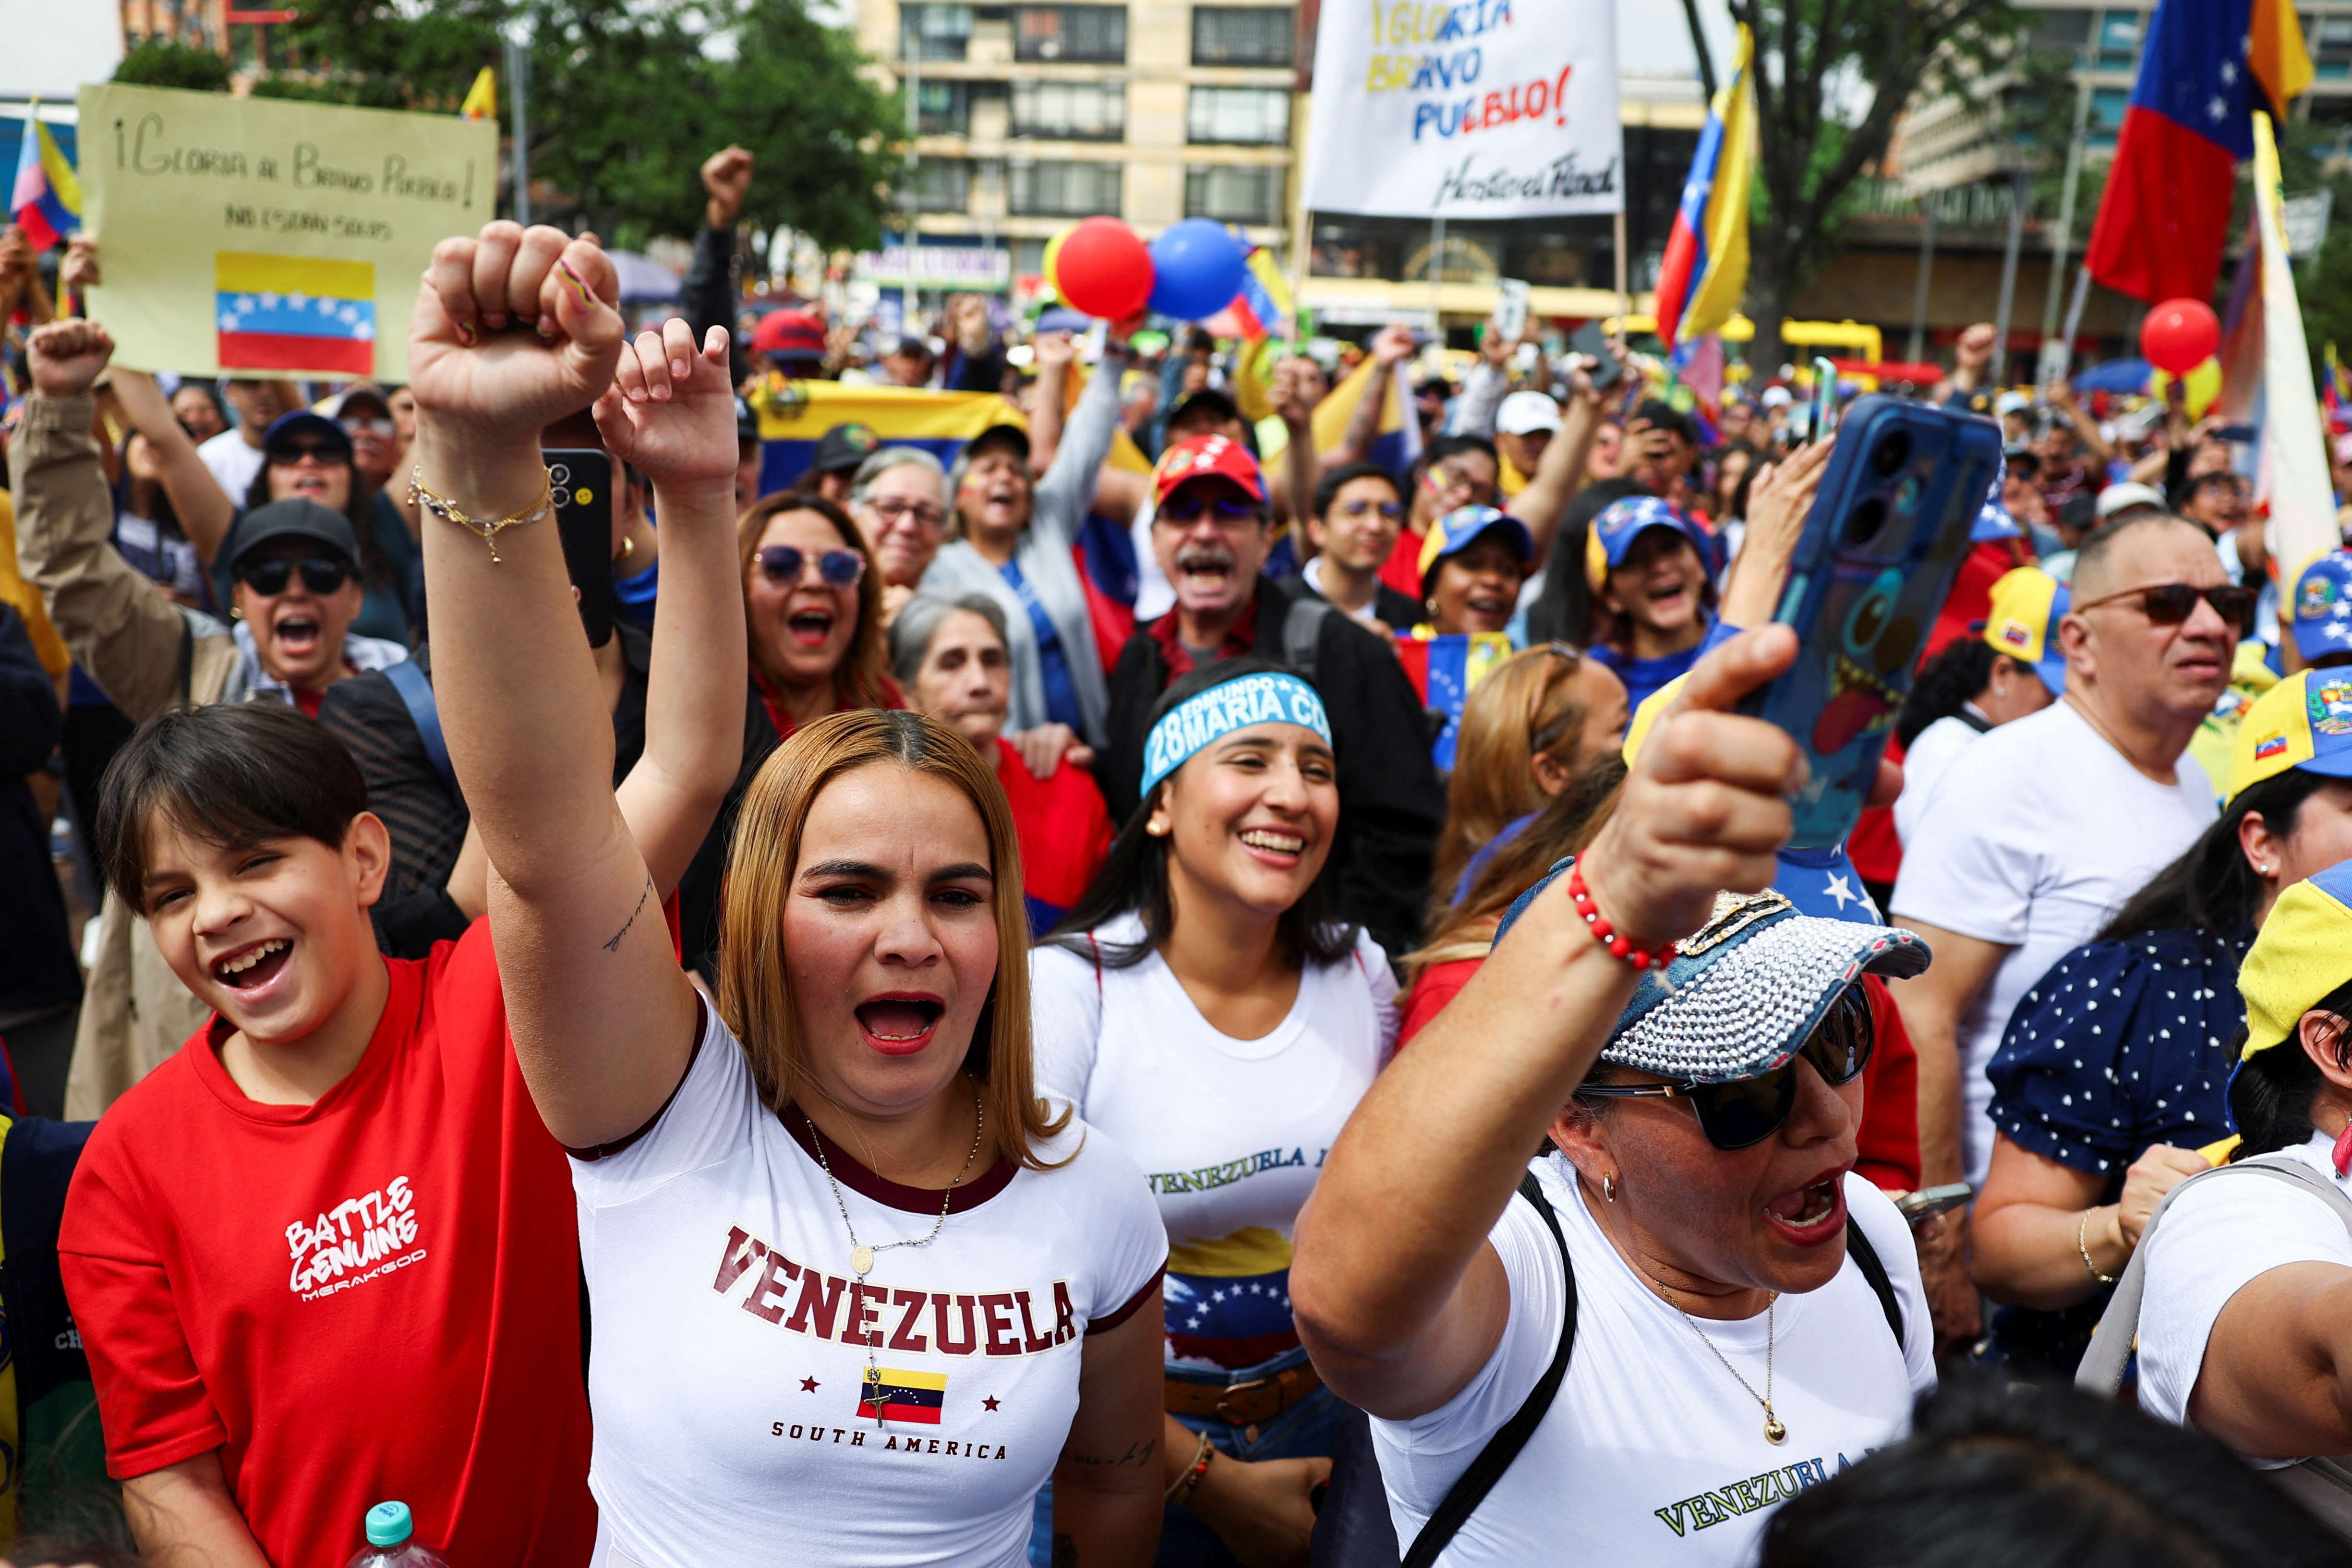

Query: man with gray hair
left=844, top=444, right=950, bottom=627
left=1889, top=512, right=2248, bottom=1346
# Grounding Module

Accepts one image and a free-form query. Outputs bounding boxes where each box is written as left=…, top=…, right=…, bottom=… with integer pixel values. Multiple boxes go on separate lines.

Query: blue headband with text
left=1140, top=671, right=1333, bottom=796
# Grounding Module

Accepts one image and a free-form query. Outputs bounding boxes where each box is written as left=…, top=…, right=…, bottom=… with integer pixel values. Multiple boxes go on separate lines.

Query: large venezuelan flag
left=216, top=253, right=377, bottom=376
left=1652, top=25, right=1756, bottom=350
left=2085, top=0, right=2311, bottom=304
left=10, top=116, right=80, bottom=253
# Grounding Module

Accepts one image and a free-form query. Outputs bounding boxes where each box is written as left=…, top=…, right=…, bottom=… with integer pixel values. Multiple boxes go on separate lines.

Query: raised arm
left=1327, top=324, right=1414, bottom=467
left=595, top=321, right=748, bottom=895
left=1269, top=354, right=1322, bottom=531
left=1716, top=437, right=1834, bottom=628
left=409, top=221, right=694, bottom=1149
left=1291, top=629, right=1807, bottom=1419
left=1026, top=329, right=1073, bottom=476
left=1030, top=335, right=1129, bottom=546
left=1506, top=358, right=1617, bottom=567
left=111, top=368, right=238, bottom=565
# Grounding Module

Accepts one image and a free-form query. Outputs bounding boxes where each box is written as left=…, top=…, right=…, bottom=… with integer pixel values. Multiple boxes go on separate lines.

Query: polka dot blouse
left=1985, top=925, right=2252, bottom=1178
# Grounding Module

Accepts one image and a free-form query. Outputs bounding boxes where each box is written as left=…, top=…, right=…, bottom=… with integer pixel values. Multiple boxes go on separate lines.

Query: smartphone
left=1807, top=356, right=1841, bottom=444
left=1737, top=395, right=2005, bottom=847
left=546, top=447, right=618, bottom=650
left=1494, top=277, right=1531, bottom=342
left=1895, top=1183, right=1974, bottom=1222
left=1569, top=321, right=1624, bottom=391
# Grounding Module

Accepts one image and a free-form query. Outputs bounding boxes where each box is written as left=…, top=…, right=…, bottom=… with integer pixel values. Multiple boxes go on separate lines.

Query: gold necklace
left=1639, top=1261, right=1785, bottom=1445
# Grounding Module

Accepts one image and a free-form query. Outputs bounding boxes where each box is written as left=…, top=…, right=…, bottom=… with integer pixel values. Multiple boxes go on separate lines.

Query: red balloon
left=2141, top=297, right=2220, bottom=376
left=1051, top=217, right=1153, bottom=321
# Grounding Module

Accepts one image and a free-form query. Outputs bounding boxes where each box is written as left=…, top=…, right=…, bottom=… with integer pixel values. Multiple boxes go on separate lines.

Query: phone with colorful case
left=1737, top=395, right=2004, bottom=847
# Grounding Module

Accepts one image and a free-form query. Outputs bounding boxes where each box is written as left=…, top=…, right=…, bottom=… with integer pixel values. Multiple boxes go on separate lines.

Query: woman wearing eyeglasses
left=848, top=445, right=951, bottom=629
left=1031, top=657, right=1399, bottom=1568
left=1300, top=462, right=1421, bottom=630
left=1291, top=630, right=1937, bottom=1566
left=675, top=492, right=903, bottom=979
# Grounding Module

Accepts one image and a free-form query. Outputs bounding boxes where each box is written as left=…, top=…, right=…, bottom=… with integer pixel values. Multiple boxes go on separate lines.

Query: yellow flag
left=461, top=66, right=497, bottom=121
left=1683, top=25, right=1756, bottom=342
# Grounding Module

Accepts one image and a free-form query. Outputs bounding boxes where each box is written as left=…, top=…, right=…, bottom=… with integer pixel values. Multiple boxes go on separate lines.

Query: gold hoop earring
left=1602, top=1173, right=1617, bottom=1203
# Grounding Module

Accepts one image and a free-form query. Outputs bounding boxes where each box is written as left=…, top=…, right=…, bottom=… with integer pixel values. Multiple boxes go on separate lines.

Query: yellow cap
left=2241, top=861, right=2352, bottom=1060
left=2226, top=668, right=2352, bottom=804
left=1984, top=567, right=2069, bottom=696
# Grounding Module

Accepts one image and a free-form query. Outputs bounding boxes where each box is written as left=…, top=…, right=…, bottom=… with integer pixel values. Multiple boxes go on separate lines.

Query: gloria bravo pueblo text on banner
left=1300, top=0, right=1624, bottom=221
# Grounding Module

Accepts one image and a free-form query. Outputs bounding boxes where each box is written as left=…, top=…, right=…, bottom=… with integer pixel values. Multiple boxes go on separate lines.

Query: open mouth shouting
left=784, top=603, right=837, bottom=649
left=212, top=937, right=293, bottom=993
left=1464, top=584, right=1515, bottom=623
left=1173, top=543, right=1239, bottom=596
left=854, top=992, right=947, bottom=1056
left=271, top=612, right=325, bottom=660
left=1761, top=1170, right=1848, bottom=1247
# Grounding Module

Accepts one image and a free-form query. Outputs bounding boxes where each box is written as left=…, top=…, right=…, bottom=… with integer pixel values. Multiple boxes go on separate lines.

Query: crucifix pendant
left=851, top=1245, right=874, bottom=1277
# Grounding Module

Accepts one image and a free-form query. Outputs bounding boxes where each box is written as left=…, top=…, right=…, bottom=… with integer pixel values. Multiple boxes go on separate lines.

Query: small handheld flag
left=10, top=111, right=81, bottom=253
left=461, top=67, right=498, bottom=121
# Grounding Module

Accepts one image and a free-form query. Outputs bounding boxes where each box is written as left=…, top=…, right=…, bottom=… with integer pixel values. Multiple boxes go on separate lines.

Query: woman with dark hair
left=1579, top=495, right=1720, bottom=711
left=1031, top=657, right=1399, bottom=1567
left=1969, top=669, right=2352, bottom=1375
left=169, top=379, right=229, bottom=444
left=110, top=428, right=209, bottom=610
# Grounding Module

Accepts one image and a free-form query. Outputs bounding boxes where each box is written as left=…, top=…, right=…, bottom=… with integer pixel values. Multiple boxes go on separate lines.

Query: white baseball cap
left=1497, top=389, right=1565, bottom=436
left=2095, top=481, right=2168, bottom=520
left=1760, top=386, right=1794, bottom=409
left=1995, top=390, right=2033, bottom=416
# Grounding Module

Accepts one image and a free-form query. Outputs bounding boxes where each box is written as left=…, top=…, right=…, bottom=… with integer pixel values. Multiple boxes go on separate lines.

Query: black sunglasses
left=238, top=555, right=352, bottom=595
left=2073, top=581, right=2258, bottom=633
left=757, top=544, right=866, bottom=588
left=268, top=440, right=348, bottom=465
left=1577, top=985, right=1875, bottom=1150
left=1158, top=495, right=1263, bottom=526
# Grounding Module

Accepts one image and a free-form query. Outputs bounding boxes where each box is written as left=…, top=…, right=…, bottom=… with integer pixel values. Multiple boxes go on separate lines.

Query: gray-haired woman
left=846, top=445, right=950, bottom=629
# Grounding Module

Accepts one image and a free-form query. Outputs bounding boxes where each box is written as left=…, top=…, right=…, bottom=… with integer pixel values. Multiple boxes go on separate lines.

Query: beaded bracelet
left=1166, top=1431, right=1216, bottom=1505
left=409, top=465, right=556, bottom=564
left=1566, top=858, right=1677, bottom=972
left=2076, top=1209, right=2116, bottom=1284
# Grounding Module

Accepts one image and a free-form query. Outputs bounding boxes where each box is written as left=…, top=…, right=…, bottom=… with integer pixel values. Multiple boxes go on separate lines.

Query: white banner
left=1301, top=0, right=1624, bottom=220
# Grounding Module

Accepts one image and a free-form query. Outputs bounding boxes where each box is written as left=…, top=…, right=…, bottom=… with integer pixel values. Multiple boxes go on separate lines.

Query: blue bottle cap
left=365, top=1501, right=413, bottom=1549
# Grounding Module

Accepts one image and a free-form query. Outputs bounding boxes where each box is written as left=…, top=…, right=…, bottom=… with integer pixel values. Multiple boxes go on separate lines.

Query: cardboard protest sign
left=1300, top=0, right=1624, bottom=220
left=76, top=83, right=496, bottom=380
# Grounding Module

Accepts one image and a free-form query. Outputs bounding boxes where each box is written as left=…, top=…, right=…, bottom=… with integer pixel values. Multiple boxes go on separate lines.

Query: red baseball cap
left=1151, top=432, right=1265, bottom=507
left=753, top=309, right=827, bottom=362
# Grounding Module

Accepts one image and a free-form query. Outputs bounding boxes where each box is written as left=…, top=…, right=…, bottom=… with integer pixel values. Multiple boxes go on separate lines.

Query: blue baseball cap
left=1494, top=867, right=1928, bottom=1083
left=2292, top=552, right=2352, bottom=664
left=1417, top=505, right=1532, bottom=596
left=1584, top=495, right=1708, bottom=592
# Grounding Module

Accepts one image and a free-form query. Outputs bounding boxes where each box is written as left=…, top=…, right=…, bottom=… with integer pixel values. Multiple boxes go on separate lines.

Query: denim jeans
left=1026, top=1348, right=1345, bottom=1568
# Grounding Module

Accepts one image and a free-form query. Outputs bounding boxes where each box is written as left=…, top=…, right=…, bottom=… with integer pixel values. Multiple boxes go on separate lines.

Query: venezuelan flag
left=1311, top=351, right=1423, bottom=484
left=856, top=1365, right=947, bottom=1425
left=1226, top=247, right=1293, bottom=343
left=10, top=114, right=80, bottom=253
left=216, top=253, right=377, bottom=377
left=1395, top=630, right=1513, bottom=769
left=1652, top=26, right=1755, bottom=350
left=460, top=66, right=497, bottom=121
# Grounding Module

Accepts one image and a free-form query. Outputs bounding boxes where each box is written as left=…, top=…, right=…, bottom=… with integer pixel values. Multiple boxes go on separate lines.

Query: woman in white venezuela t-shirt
left=407, top=227, right=1168, bottom=1568
left=1291, top=633, right=1939, bottom=1567
left=1032, top=657, right=1400, bottom=1565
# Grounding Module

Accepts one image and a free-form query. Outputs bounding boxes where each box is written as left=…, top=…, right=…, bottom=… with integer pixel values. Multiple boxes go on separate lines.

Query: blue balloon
left=1147, top=219, right=1249, bottom=322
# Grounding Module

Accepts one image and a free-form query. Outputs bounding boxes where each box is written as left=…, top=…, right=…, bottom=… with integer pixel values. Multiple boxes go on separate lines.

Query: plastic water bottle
left=345, top=1501, right=455, bottom=1568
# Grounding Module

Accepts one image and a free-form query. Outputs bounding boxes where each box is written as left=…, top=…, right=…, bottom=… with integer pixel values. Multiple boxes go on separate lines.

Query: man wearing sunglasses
left=1099, top=433, right=1444, bottom=956
left=1890, top=512, right=2235, bottom=1348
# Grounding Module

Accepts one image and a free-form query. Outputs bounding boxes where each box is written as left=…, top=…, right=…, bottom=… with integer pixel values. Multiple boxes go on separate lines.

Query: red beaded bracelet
left=1566, top=859, right=1677, bottom=971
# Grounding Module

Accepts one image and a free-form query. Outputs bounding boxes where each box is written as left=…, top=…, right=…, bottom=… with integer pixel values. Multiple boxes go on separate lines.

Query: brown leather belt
left=1164, top=1361, right=1324, bottom=1427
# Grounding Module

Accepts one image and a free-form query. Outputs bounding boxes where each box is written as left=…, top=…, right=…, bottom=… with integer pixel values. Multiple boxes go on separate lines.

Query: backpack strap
left=384, top=659, right=456, bottom=790
left=2077, top=1154, right=2352, bottom=1396
left=1844, top=1219, right=1906, bottom=1350
left=1400, top=1171, right=1577, bottom=1568
left=1282, top=593, right=1333, bottom=686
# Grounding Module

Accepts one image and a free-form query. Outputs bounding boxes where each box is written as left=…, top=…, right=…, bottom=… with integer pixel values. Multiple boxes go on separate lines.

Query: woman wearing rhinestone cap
left=1291, top=628, right=1937, bottom=1566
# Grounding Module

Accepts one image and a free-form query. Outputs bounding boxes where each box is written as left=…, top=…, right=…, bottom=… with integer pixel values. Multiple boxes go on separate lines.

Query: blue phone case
left=1737, top=396, right=2004, bottom=848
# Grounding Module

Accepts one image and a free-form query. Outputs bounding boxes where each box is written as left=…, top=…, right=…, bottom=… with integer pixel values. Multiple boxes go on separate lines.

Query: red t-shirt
left=1398, top=956, right=1482, bottom=1049
left=994, top=736, right=1114, bottom=930
left=1380, top=526, right=1428, bottom=601
left=60, top=921, right=595, bottom=1568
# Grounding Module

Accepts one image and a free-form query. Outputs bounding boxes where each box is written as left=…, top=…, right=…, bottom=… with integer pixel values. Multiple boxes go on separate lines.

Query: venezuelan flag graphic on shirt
left=1396, top=631, right=1514, bottom=769
left=856, top=1365, right=947, bottom=1425
left=10, top=117, right=80, bottom=253
left=216, top=253, right=377, bottom=377
left=1166, top=1227, right=1301, bottom=1371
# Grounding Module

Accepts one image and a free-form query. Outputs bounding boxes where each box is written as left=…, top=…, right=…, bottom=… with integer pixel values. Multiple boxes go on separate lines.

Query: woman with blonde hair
left=410, top=223, right=1169, bottom=1566
left=1428, top=642, right=1630, bottom=914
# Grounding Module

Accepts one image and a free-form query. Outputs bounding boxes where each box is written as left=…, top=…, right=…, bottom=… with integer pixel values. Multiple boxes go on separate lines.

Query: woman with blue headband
left=1032, top=657, right=1401, bottom=1566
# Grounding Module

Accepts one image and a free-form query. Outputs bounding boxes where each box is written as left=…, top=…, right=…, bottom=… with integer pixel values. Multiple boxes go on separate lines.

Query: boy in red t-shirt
left=48, top=296, right=748, bottom=1568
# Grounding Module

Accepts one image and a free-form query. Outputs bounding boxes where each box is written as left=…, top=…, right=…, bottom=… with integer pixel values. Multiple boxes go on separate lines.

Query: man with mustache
left=1099, top=434, right=1445, bottom=955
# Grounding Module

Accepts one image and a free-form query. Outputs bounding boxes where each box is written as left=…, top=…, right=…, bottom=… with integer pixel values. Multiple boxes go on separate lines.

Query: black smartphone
left=546, top=448, right=617, bottom=649
left=1737, top=396, right=2005, bottom=846
left=1569, top=320, right=1624, bottom=391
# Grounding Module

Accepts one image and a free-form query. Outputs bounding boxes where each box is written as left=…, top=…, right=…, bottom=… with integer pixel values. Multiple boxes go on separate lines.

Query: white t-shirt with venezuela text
left=1370, top=1154, right=1936, bottom=1566
left=568, top=1002, right=1168, bottom=1568
left=1030, top=915, right=1399, bottom=1374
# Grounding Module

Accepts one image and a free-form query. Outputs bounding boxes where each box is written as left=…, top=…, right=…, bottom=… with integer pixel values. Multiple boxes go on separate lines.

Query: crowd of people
left=10, top=139, right=2352, bottom=1567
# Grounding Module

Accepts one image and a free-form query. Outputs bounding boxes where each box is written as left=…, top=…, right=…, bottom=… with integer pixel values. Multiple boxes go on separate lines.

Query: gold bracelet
left=2077, top=1209, right=2117, bottom=1284
left=409, top=465, right=556, bottom=564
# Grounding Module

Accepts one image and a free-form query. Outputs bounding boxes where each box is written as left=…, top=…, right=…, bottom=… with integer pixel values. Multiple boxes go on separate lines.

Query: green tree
left=113, top=38, right=237, bottom=92
left=1724, top=0, right=2020, bottom=371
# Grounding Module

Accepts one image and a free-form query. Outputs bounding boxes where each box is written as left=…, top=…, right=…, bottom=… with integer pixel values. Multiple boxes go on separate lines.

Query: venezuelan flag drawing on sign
left=1396, top=630, right=1513, bottom=769
left=856, top=1365, right=947, bottom=1425
left=1652, top=25, right=1755, bottom=350
left=216, top=253, right=377, bottom=377
left=9, top=114, right=80, bottom=253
